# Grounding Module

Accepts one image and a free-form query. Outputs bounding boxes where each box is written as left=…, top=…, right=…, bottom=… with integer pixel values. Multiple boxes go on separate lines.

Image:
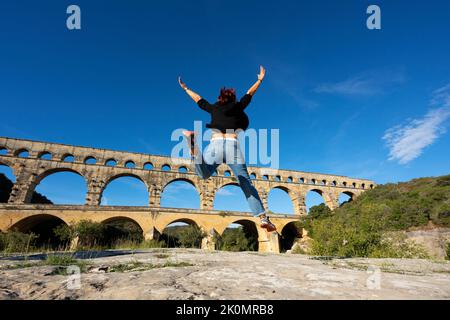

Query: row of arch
left=6, top=214, right=300, bottom=252
left=0, top=164, right=354, bottom=213
left=0, top=145, right=372, bottom=188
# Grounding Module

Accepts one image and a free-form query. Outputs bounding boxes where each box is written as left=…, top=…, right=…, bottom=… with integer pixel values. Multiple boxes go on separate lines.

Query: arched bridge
left=0, top=137, right=375, bottom=252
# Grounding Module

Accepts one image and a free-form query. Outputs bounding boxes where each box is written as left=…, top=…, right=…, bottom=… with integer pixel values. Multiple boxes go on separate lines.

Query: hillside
left=0, top=173, right=52, bottom=204
left=300, top=174, right=450, bottom=258
left=337, top=174, right=450, bottom=229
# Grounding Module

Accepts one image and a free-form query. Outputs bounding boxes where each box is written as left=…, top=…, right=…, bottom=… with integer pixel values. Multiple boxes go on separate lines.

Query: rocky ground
left=0, top=248, right=449, bottom=300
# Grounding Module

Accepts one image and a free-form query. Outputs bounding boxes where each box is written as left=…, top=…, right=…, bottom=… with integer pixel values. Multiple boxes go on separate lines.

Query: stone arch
left=84, top=156, right=97, bottom=165
left=37, top=151, right=52, bottom=160
left=217, top=181, right=240, bottom=190
left=220, top=219, right=259, bottom=251
left=305, top=188, right=335, bottom=212
left=280, top=221, right=301, bottom=252
left=105, top=158, right=117, bottom=166
left=339, top=190, right=355, bottom=206
left=124, top=160, right=135, bottom=169
left=100, top=216, right=145, bottom=244
left=267, top=186, right=295, bottom=214
left=62, top=153, right=75, bottom=162
left=161, top=218, right=202, bottom=248
left=25, top=167, right=87, bottom=203
left=8, top=214, right=70, bottom=248
left=35, top=167, right=86, bottom=185
left=161, top=218, right=199, bottom=231
left=0, top=146, right=8, bottom=155
left=178, top=166, right=188, bottom=173
left=15, top=148, right=29, bottom=158
left=143, top=162, right=153, bottom=170
left=100, top=173, right=149, bottom=206
left=29, top=168, right=87, bottom=204
left=101, top=216, right=145, bottom=231
left=160, top=178, right=200, bottom=209
left=162, top=177, right=199, bottom=193
left=214, top=182, right=249, bottom=212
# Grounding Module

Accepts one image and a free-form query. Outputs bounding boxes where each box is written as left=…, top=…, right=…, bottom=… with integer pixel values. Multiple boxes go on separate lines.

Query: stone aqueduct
left=0, top=137, right=375, bottom=252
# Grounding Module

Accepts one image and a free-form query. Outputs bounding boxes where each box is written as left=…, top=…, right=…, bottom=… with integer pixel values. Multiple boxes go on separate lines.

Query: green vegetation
left=54, top=219, right=155, bottom=250
left=3, top=171, right=449, bottom=260
left=0, top=253, right=89, bottom=274
left=0, top=231, right=36, bottom=253
left=162, top=225, right=205, bottom=248
left=45, top=253, right=78, bottom=266
left=309, top=203, right=332, bottom=219
left=297, top=175, right=450, bottom=258
left=219, top=227, right=257, bottom=251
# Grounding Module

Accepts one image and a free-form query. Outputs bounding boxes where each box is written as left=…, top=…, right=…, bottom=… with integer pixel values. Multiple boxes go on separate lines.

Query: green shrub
left=220, top=227, right=256, bottom=252
left=307, top=210, right=429, bottom=258
left=0, top=231, right=37, bottom=253
left=177, top=225, right=204, bottom=248
left=55, top=219, right=157, bottom=250
left=111, top=239, right=166, bottom=249
left=104, top=221, right=144, bottom=244
left=45, top=254, right=77, bottom=266
left=309, top=204, right=332, bottom=219
left=55, top=220, right=168, bottom=250
left=54, top=220, right=106, bottom=249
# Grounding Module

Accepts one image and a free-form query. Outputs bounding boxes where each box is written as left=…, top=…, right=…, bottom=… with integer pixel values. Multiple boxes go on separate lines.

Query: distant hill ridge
left=335, top=174, right=450, bottom=230
left=0, top=173, right=52, bottom=204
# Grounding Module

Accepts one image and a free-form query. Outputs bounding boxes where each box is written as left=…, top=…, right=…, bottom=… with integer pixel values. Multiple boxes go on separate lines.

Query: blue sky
left=1, top=1, right=449, bottom=213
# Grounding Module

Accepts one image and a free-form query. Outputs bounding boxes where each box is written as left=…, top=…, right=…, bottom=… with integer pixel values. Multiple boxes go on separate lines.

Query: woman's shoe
left=260, top=215, right=277, bottom=232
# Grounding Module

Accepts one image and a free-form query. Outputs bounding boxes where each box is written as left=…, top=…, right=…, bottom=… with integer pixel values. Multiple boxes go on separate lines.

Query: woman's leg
left=225, top=139, right=276, bottom=231
left=224, top=139, right=265, bottom=216
left=227, top=162, right=265, bottom=216
left=193, top=138, right=220, bottom=180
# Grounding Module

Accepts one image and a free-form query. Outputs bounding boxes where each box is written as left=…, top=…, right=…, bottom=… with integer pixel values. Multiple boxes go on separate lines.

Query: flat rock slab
left=0, top=249, right=449, bottom=300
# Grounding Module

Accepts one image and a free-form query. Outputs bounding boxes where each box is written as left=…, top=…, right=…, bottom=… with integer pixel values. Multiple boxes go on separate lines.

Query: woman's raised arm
left=246, top=66, right=266, bottom=96
left=178, top=77, right=202, bottom=103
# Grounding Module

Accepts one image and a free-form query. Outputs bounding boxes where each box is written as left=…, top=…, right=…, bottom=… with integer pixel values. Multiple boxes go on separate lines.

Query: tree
left=309, top=203, right=332, bottom=219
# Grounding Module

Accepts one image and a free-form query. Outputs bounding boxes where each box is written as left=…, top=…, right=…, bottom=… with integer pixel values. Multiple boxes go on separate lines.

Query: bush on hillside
left=297, top=175, right=450, bottom=258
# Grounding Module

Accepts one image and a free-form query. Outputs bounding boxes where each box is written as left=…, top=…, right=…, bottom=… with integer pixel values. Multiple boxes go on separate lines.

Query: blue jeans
left=194, top=138, right=266, bottom=217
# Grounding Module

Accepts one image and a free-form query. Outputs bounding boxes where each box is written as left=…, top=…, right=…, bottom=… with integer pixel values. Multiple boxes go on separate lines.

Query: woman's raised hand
left=257, top=66, right=266, bottom=81
left=178, top=76, right=188, bottom=90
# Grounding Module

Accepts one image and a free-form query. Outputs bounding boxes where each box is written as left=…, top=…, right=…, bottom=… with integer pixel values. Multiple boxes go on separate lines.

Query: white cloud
left=216, top=188, right=235, bottom=196
left=383, top=84, right=450, bottom=164
left=315, top=69, right=405, bottom=96
left=163, top=182, right=196, bottom=194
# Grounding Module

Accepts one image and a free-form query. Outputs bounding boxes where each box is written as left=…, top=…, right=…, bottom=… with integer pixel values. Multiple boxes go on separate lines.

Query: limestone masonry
left=0, top=136, right=375, bottom=252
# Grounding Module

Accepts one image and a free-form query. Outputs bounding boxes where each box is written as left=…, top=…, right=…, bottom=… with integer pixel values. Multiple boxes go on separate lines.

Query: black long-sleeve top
left=196, top=94, right=253, bottom=133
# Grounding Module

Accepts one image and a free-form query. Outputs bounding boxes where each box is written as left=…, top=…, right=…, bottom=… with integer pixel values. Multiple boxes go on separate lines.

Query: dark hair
left=217, top=87, right=236, bottom=105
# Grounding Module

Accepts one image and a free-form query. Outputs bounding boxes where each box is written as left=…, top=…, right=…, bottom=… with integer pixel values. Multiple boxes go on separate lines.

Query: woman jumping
left=178, top=66, right=276, bottom=232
